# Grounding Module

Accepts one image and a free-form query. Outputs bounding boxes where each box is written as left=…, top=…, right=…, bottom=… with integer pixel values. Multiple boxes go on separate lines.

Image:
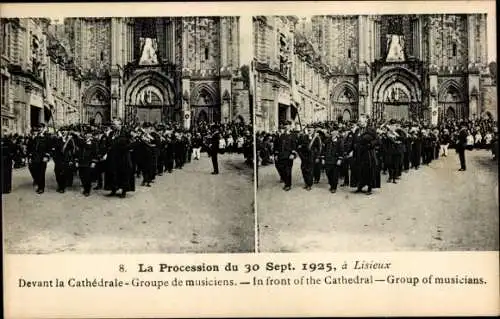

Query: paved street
left=257, top=150, right=498, bottom=252
left=3, top=153, right=254, bottom=254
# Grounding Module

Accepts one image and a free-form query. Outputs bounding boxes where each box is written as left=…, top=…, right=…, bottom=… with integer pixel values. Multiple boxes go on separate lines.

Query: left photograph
left=1, top=16, right=255, bottom=253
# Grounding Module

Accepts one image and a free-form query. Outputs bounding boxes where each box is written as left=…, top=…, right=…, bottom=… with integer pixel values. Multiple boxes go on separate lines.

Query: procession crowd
left=256, top=117, right=498, bottom=194
left=1, top=120, right=253, bottom=195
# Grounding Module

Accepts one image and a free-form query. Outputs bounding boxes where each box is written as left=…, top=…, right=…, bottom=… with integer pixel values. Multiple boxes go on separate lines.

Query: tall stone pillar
left=429, top=72, right=439, bottom=125
left=358, top=67, right=370, bottom=118
left=467, top=15, right=476, bottom=64
left=468, top=71, right=480, bottom=119
left=220, top=18, right=228, bottom=69
left=111, top=18, right=124, bottom=121
left=220, top=67, right=232, bottom=123
left=181, top=70, right=191, bottom=130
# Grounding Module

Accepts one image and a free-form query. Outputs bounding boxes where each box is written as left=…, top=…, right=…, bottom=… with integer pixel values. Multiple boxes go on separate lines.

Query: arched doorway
left=191, top=84, right=220, bottom=124
left=83, top=85, right=111, bottom=125
left=445, top=107, right=456, bottom=120
left=124, top=71, right=176, bottom=125
left=342, top=109, right=351, bottom=122
left=372, top=67, right=422, bottom=122
left=94, top=112, right=103, bottom=125
left=330, top=82, right=358, bottom=121
left=197, top=110, right=208, bottom=124
left=438, top=80, right=466, bottom=122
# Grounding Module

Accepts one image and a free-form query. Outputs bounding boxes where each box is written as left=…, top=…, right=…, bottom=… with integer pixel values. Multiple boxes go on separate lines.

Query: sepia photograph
left=1, top=2, right=499, bottom=318
left=1, top=16, right=256, bottom=254
left=254, top=14, right=498, bottom=252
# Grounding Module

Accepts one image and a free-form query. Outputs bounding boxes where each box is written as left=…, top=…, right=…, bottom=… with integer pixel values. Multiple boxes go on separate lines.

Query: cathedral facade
left=65, top=17, right=248, bottom=129
left=1, top=17, right=249, bottom=134
left=253, top=14, right=496, bottom=132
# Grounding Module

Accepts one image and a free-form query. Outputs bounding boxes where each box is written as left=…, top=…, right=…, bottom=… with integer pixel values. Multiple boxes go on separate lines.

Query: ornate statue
left=139, top=37, right=159, bottom=66
left=386, top=34, right=405, bottom=62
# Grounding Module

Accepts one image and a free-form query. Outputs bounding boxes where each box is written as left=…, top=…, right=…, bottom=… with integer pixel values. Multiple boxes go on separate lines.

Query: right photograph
left=253, top=15, right=498, bottom=252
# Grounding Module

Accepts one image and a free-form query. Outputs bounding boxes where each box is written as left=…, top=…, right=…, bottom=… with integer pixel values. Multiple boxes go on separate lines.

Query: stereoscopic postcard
left=1, top=1, right=498, bottom=317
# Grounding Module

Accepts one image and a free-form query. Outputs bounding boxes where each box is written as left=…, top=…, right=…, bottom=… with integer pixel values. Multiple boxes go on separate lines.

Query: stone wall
left=481, top=84, right=497, bottom=119
left=184, top=17, right=221, bottom=72
left=324, top=16, right=358, bottom=67
left=427, top=15, right=468, bottom=70
left=231, top=79, right=251, bottom=123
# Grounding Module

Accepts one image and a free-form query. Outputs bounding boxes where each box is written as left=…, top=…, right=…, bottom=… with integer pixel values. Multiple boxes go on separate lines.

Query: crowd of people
left=256, top=116, right=498, bottom=194
left=1, top=119, right=253, bottom=195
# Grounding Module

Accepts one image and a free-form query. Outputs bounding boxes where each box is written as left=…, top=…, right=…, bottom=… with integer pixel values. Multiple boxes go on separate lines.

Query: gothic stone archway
left=190, top=83, right=220, bottom=124
left=438, top=80, right=466, bottom=122
left=330, top=82, right=358, bottom=122
left=83, top=84, right=111, bottom=125
left=124, top=71, right=176, bottom=125
left=372, top=67, right=422, bottom=122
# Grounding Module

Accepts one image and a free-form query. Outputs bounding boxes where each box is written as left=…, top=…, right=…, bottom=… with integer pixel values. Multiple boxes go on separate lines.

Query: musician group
left=1, top=119, right=253, bottom=196
left=256, top=116, right=498, bottom=194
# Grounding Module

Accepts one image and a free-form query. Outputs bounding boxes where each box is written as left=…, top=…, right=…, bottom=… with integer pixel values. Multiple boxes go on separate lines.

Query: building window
left=1, top=75, right=8, bottom=107
left=452, top=43, right=457, bottom=57
left=1, top=23, right=9, bottom=56
left=204, top=47, right=209, bottom=60
left=100, top=51, right=104, bottom=61
left=347, top=48, right=352, bottom=59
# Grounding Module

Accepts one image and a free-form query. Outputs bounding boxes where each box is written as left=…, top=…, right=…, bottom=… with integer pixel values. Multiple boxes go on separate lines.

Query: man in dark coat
left=384, top=122, right=403, bottom=184
left=209, top=125, right=220, bottom=175
left=75, top=130, right=98, bottom=196
left=312, top=129, right=325, bottom=184
left=340, top=129, right=354, bottom=186
left=273, top=131, right=283, bottom=182
left=174, top=131, right=185, bottom=169
left=52, top=129, right=77, bottom=193
left=322, top=127, right=344, bottom=193
left=297, top=128, right=314, bottom=190
left=164, top=130, right=175, bottom=173
left=1, top=129, right=15, bottom=194
left=274, top=122, right=297, bottom=191
left=456, top=124, right=468, bottom=171
left=350, top=116, right=380, bottom=195
left=93, top=129, right=109, bottom=190
left=104, top=119, right=135, bottom=198
left=27, top=124, right=51, bottom=194
left=410, top=127, right=422, bottom=169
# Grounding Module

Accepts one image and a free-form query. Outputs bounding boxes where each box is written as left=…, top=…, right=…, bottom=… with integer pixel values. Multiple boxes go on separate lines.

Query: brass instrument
left=138, top=128, right=155, bottom=147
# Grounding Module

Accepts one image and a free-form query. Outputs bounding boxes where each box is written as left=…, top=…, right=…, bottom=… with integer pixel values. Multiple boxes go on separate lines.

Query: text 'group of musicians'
left=1, top=120, right=254, bottom=196
left=256, top=116, right=498, bottom=194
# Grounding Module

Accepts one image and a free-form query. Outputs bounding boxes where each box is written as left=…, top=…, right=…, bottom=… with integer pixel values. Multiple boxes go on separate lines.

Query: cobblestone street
left=3, top=153, right=254, bottom=254
left=257, top=150, right=498, bottom=252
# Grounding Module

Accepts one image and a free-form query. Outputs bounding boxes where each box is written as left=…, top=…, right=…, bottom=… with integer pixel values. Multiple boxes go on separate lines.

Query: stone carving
left=386, top=34, right=405, bottom=62
left=139, top=38, right=159, bottom=66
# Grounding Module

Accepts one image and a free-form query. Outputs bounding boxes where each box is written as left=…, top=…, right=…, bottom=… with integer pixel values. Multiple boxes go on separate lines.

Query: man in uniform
left=52, top=127, right=77, bottom=193
left=322, top=126, right=344, bottom=193
left=209, top=124, right=220, bottom=175
left=93, top=126, right=109, bottom=190
left=27, top=124, right=51, bottom=194
left=75, top=128, right=98, bottom=196
left=274, top=121, right=297, bottom=191
left=164, top=128, right=175, bottom=173
left=456, top=123, right=468, bottom=171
